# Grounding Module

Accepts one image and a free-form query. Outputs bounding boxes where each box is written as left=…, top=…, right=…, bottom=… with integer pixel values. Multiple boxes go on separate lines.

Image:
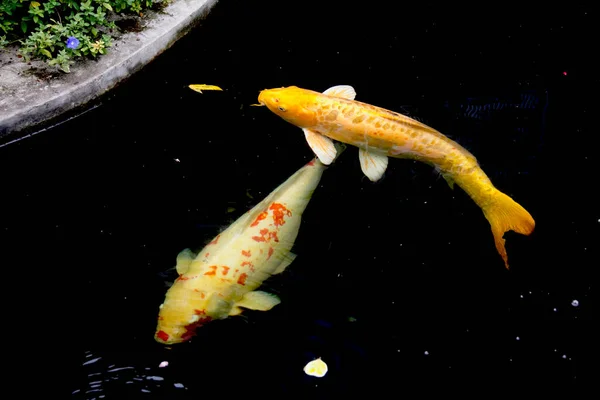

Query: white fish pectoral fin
left=235, top=291, right=281, bottom=311
left=273, top=251, right=297, bottom=275
left=322, top=85, right=356, bottom=100
left=229, top=306, right=244, bottom=316
left=175, top=248, right=196, bottom=275
left=303, top=128, right=337, bottom=165
left=358, top=148, right=388, bottom=182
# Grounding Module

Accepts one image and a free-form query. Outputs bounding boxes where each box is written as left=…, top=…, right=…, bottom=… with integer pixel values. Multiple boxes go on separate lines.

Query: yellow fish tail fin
left=482, top=190, right=535, bottom=269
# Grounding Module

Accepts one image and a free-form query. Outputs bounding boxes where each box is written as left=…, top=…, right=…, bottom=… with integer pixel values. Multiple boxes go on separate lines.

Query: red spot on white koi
left=181, top=315, right=212, bottom=341
left=251, top=211, right=268, bottom=227
left=307, top=159, right=316, bottom=166
left=204, top=265, right=218, bottom=276
left=252, top=228, right=279, bottom=243
left=268, top=247, right=274, bottom=259
left=241, top=260, right=255, bottom=272
left=156, top=330, right=169, bottom=342
left=222, top=266, right=230, bottom=275
left=194, top=309, right=206, bottom=315
left=205, top=252, right=210, bottom=258
left=241, top=250, right=251, bottom=257
left=209, top=235, right=220, bottom=245
left=237, top=273, right=248, bottom=285
left=270, top=203, right=292, bottom=226
left=176, top=275, right=189, bottom=282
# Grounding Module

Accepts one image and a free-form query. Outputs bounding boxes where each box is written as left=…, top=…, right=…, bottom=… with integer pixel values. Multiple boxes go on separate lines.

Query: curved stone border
left=0, top=0, right=219, bottom=142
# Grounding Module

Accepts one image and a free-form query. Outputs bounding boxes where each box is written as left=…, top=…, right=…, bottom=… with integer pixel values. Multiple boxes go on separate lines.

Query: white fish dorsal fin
left=175, top=248, right=196, bottom=275
left=358, top=148, right=388, bottom=182
left=273, top=251, right=297, bottom=275
left=323, top=85, right=356, bottom=100
left=235, top=291, right=281, bottom=311
left=303, top=128, right=337, bottom=165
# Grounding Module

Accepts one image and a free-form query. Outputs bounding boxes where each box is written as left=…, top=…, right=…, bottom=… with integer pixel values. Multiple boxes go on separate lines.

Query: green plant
left=0, top=0, right=169, bottom=73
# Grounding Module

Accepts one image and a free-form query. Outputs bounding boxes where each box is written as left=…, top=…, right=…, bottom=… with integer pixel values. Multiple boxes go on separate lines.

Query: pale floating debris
left=516, top=336, right=520, bottom=341
left=304, top=357, right=328, bottom=378
left=107, top=366, right=134, bottom=373
left=159, top=361, right=169, bottom=368
left=83, top=357, right=102, bottom=366
left=553, top=308, right=557, bottom=312
left=424, top=351, right=429, bottom=355
left=174, top=158, right=180, bottom=163
left=146, top=376, right=164, bottom=381
left=571, top=299, right=579, bottom=307
left=141, top=389, right=151, bottom=393
left=188, top=84, right=223, bottom=94
left=174, top=383, right=185, bottom=389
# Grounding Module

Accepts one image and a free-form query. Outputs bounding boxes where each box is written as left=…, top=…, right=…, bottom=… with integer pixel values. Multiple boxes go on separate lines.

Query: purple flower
left=66, top=36, right=80, bottom=49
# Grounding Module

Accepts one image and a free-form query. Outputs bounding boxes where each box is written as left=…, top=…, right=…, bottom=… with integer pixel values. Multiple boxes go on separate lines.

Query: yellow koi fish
left=257, top=85, right=535, bottom=269
left=155, top=157, right=328, bottom=344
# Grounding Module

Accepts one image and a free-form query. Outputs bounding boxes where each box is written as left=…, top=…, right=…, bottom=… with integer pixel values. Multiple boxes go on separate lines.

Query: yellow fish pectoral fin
left=322, top=85, right=356, bottom=100
left=303, top=128, right=337, bottom=165
left=235, top=291, right=281, bottom=311
left=358, top=148, right=388, bottom=182
left=273, top=251, right=297, bottom=275
left=188, top=84, right=223, bottom=94
left=175, top=248, right=196, bottom=275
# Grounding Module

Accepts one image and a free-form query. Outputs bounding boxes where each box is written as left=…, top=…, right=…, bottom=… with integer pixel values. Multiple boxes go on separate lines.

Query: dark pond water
left=1, top=0, right=597, bottom=397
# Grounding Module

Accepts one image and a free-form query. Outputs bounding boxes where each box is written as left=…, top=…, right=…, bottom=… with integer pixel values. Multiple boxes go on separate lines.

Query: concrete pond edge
left=0, top=0, right=219, bottom=145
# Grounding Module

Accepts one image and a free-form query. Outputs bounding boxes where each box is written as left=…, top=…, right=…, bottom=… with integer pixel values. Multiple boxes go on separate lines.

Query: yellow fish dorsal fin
left=175, top=248, right=196, bottom=275
left=358, top=148, right=388, bottom=182
left=235, top=291, right=281, bottom=312
left=303, top=128, right=337, bottom=165
left=273, top=251, right=297, bottom=275
left=322, top=85, right=356, bottom=100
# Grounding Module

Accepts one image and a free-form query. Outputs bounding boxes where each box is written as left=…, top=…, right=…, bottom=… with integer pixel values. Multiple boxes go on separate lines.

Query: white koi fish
left=155, top=157, right=330, bottom=344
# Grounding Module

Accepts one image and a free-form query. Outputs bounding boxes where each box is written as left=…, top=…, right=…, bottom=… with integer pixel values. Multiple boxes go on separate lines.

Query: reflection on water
left=73, top=350, right=188, bottom=399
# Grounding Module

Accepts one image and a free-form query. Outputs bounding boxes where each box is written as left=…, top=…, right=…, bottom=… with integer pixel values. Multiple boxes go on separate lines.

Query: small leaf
left=31, top=1, right=41, bottom=8
left=21, top=21, right=28, bottom=33
left=102, top=3, right=113, bottom=11
left=188, top=84, right=224, bottom=94
left=40, top=48, right=52, bottom=58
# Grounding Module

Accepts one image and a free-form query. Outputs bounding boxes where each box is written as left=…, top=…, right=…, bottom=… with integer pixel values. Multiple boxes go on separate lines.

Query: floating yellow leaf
left=189, top=84, right=223, bottom=94
left=30, top=1, right=41, bottom=8
left=303, top=357, right=328, bottom=378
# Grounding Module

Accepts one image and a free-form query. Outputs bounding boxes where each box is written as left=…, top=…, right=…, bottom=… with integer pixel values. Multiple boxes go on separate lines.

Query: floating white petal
left=303, top=357, right=328, bottom=378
